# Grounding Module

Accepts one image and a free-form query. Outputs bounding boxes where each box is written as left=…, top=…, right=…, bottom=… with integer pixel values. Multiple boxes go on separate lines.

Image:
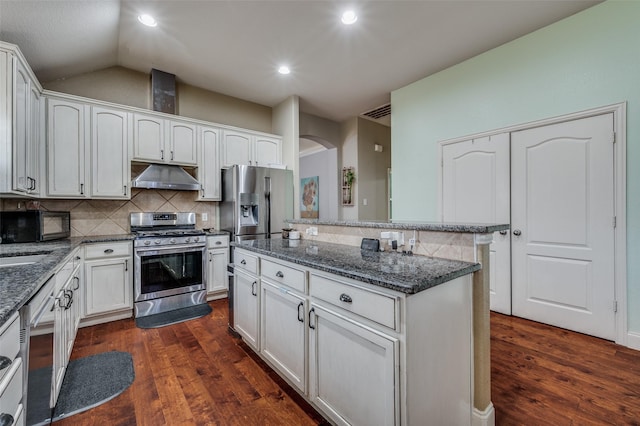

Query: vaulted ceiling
left=0, top=0, right=600, bottom=123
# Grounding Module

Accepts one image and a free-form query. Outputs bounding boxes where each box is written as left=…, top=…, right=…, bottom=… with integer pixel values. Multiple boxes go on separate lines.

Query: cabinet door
left=169, top=120, right=197, bottom=165
left=133, top=113, right=164, bottom=162
left=261, top=280, right=306, bottom=392
left=222, top=130, right=251, bottom=168
left=234, top=269, right=259, bottom=350
left=207, top=248, right=228, bottom=294
left=47, top=98, right=88, bottom=197
left=309, top=304, right=399, bottom=426
left=84, top=258, right=132, bottom=316
left=52, top=286, right=68, bottom=407
left=12, top=57, right=29, bottom=193
left=91, top=107, right=130, bottom=198
left=254, top=135, right=282, bottom=167
left=198, top=126, right=220, bottom=200
left=27, top=84, right=42, bottom=195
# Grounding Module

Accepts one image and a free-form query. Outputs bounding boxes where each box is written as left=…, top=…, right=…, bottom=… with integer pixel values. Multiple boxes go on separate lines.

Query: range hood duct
left=131, top=164, right=201, bottom=191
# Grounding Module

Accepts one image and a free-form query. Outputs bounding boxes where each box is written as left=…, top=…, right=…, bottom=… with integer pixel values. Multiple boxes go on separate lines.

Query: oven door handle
left=135, top=243, right=206, bottom=254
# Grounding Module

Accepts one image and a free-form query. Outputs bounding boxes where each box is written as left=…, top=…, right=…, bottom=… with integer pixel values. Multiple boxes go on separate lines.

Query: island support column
left=473, top=233, right=495, bottom=425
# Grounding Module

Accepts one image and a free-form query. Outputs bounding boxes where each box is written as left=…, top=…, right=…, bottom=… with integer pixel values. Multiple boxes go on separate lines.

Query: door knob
left=513, top=229, right=522, bottom=236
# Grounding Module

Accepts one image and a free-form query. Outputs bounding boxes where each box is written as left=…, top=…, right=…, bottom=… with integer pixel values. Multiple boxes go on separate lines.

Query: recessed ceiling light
left=137, top=14, right=157, bottom=27
left=278, top=65, right=291, bottom=75
left=341, top=10, right=358, bottom=25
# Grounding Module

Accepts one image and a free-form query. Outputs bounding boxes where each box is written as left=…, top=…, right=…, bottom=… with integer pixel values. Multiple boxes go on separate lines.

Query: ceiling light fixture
left=278, top=65, right=291, bottom=75
left=341, top=10, right=358, bottom=25
left=137, top=14, right=158, bottom=27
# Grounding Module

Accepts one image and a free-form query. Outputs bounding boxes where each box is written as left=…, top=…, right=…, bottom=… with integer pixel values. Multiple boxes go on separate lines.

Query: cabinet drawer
left=0, top=314, right=20, bottom=382
left=0, top=357, right=23, bottom=419
left=234, top=250, right=258, bottom=275
left=207, top=235, right=229, bottom=249
left=85, top=241, right=131, bottom=259
left=310, top=273, right=398, bottom=330
left=261, top=258, right=306, bottom=294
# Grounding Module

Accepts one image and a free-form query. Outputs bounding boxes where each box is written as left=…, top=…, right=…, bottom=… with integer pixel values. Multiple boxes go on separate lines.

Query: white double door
left=442, top=113, right=616, bottom=340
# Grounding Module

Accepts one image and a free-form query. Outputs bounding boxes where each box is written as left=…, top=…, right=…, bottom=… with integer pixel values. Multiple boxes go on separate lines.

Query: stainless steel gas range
left=130, top=212, right=207, bottom=317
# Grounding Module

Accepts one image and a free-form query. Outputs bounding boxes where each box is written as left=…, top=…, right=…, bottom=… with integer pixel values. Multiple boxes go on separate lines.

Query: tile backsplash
left=2, top=189, right=218, bottom=237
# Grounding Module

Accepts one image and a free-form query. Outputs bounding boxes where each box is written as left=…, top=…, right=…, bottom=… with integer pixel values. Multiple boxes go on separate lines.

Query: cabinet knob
left=0, top=356, right=12, bottom=372
left=0, top=413, right=15, bottom=426
left=276, top=271, right=284, bottom=278
left=499, top=230, right=508, bottom=236
left=513, top=229, right=522, bottom=236
left=339, top=293, right=353, bottom=303
left=240, top=259, right=247, bottom=265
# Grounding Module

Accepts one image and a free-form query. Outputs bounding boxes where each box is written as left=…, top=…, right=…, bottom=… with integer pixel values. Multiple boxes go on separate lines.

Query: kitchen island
left=232, top=238, right=483, bottom=425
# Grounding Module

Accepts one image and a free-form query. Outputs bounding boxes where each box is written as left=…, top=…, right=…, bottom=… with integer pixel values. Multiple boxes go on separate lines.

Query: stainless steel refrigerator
left=220, top=165, right=293, bottom=332
left=220, top=164, right=294, bottom=241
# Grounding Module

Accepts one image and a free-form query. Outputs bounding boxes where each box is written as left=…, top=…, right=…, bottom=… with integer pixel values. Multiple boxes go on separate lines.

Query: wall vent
left=362, top=103, right=391, bottom=120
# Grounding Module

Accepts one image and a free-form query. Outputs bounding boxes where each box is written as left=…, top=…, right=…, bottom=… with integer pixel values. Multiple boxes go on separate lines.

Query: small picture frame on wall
left=301, top=176, right=319, bottom=219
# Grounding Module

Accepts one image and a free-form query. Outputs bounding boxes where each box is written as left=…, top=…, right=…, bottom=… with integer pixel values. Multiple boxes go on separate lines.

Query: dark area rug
left=135, top=303, right=212, bottom=329
left=53, top=351, right=134, bottom=422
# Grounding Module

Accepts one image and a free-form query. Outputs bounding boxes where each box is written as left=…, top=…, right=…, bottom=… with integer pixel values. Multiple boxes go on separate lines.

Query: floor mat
left=53, top=351, right=134, bottom=422
left=135, top=303, right=212, bottom=329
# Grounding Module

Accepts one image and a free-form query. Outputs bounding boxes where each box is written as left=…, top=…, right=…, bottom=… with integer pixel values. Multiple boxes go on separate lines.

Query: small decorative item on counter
left=289, top=231, right=300, bottom=240
left=282, top=228, right=293, bottom=239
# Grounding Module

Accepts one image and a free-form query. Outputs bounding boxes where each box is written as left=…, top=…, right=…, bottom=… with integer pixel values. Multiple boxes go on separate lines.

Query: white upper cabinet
left=133, top=113, right=164, bottom=162
left=198, top=126, right=221, bottom=200
left=168, top=120, right=197, bottom=165
left=91, top=106, right=131, bottom=199
left=47, top=97, right=89, bottom=198
left=254, top=135, right=282, bottom=167
left=132, top=113, right=197, bottom=166
left=221, top=130, right=282, bottom=168
left=0, top=43, right=43, bottom=196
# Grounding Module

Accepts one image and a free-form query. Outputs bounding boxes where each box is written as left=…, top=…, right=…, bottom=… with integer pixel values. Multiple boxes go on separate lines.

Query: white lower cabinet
left=260, top=280, right=306, bottom=393
left=234, top=269, right=260, bottom=350
left=0, top=312, right=24, bottom=426
left=309, top=304, right=398, bottom=426
left=233, top=249, right=474, bottom=426
left=83, top=242, right=133, bottom=324
left=207, top=235, right=229, bottom=299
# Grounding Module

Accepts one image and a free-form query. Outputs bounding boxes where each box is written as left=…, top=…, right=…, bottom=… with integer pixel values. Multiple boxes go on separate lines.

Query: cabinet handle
left=309, top=307, right=316, bottom=330
left=124, top=185, right=127, bottom=195
left=0, top=356, right=12, bottom=373
left=251, top=281, right=257, bottom=296
left=161, top=149, right=164, bottom=160
left=240, top=259, right=247, bottom=265
left=215, top=241, right=222, bottom=245
left=80, top=183, right=84, bottom=195
left=339, top=293, right=353, bottom=303
left=75, top=256, right=81, bottom=260
left=125, top=259, right=129, bottom=271
left=171, top=151, right=174, bottom=161
left=73, top=276, right=80, bottom=290
left=0, top=413, right=15, bottom=426
left=276, top=271, right=284, bottom=278
left=64, top=289, right=73, bottom=310
left=297, top=301, right=304, bottom=323
left=104, top=249, right=114, bottom=254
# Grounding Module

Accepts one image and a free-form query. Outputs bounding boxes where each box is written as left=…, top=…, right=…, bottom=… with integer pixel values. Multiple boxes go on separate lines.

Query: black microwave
left=0, top=211, right=71, bottom=243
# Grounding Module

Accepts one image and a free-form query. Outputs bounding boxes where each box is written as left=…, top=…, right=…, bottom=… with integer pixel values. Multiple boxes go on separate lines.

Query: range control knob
left=144, top=240, right=151, bottom=246
left=170, top=238, right=176, bottom=244
left=194, top=236, right=200, bottom=242
left=155, top=239, right=161, bottom=245
left=185, top=237, right=191, bottom=243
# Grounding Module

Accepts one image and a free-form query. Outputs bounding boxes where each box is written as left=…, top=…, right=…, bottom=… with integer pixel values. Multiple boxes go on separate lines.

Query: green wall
left=391, top=0, right=640, bottom=333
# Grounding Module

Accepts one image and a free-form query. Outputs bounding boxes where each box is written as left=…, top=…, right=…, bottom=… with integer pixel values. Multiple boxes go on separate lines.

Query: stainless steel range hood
left=131, top=164, right=202, bottom=191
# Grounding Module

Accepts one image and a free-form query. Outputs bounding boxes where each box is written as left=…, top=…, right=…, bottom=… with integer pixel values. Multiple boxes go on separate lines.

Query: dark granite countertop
left=233, top=239, right=481, bottom=295
left=0, top=234, right=135, bottom=327
left=286, top=219, right=509, bottom=234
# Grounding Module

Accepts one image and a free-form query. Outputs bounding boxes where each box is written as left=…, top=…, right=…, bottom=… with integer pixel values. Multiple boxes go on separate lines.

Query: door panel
left=511, top=113, right=615, bottom=340
left=442, top=134, right=511, bottom=314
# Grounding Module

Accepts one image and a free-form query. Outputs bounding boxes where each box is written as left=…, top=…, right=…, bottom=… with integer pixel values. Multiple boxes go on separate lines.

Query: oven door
left=134, top=244, right=206, bottom=302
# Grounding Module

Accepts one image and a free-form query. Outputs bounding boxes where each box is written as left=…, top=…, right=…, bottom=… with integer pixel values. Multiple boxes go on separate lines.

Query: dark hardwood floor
left=56, top=300, right=640, bottom=425
left=491, top=313, right=640, bottom=425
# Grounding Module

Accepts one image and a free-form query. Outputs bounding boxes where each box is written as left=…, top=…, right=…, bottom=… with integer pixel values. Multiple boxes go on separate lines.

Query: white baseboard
left=627, top=331, right=640, bottom=351
left=472, top=402, right=495, bottom=426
